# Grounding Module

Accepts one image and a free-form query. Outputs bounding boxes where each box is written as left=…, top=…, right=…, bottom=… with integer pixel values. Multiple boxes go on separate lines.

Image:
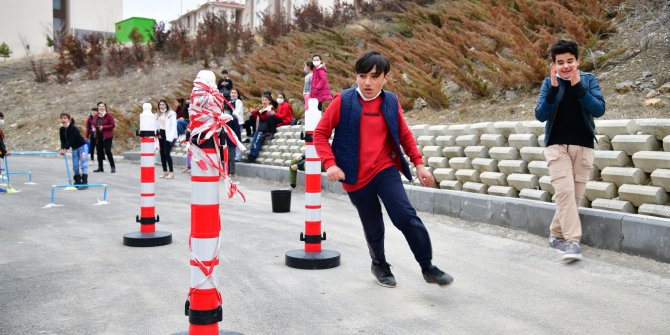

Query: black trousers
left=243, top=118, right=256, bottom=137
left=96, top=138, right=115, bottom=169
left=158, top=129, right=173, bottom=172
left=89, top=135, right=97, bottom=161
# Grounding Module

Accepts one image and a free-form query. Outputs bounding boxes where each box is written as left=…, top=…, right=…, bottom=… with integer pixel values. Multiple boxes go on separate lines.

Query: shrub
left=61, top=35, right=86, bottom=68
left=0, top=42, right=11, bottom=60
left=83, top=33, right=104, bottom=79
left=54, top=48, right=74, bottom=84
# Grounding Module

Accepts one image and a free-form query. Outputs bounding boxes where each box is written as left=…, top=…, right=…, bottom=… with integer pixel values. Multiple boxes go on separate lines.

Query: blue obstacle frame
left=1, top=152, right=71, bottom=187
left=50, top=183, right=108, bottom=206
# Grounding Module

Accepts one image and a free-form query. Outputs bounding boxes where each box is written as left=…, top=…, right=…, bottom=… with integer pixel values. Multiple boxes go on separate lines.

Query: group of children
left=3, top=41, right=602, bottom=289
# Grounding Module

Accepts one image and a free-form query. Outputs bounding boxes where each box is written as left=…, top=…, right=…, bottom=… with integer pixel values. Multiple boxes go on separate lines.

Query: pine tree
left=0, top=42, right=11, bottom=60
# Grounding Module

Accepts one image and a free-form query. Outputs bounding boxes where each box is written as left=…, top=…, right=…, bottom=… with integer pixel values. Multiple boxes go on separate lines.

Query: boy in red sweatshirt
left=314, top=51, right=453, bottom=287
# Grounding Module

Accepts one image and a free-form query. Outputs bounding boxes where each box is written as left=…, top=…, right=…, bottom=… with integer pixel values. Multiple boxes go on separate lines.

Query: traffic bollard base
left=123, top=231, right=172, bottom=247
left=173, top=331, right=244, bottom=335
left=285, top=249, right=341, bottom=269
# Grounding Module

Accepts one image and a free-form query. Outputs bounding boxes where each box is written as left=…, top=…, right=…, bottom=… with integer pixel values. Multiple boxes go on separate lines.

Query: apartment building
left=0, top=0, right=122, bottom=58
left=169, top=1, right=245, bottom=37
left=243, top=0, right=354, bottom=29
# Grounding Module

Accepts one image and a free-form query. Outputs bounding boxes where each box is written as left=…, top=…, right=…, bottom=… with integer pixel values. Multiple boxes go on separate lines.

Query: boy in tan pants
left=535, top=40, right=606, bottom=262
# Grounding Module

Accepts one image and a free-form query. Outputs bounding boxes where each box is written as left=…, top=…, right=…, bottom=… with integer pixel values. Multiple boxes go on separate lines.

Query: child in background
left=59, top=113, right=89, bottom=189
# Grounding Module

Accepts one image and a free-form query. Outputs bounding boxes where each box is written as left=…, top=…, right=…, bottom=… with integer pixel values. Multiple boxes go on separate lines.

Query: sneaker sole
left=375, top=280, right=396, bottom=288
left=562, top=253, right=583, bottom=262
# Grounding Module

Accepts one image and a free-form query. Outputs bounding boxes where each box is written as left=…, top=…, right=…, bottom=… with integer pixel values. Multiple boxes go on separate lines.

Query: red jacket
left=93, top=113, right=116, bottom=140
left=310, top=65, right=333, bottom=102
left=275, top=102, right=293, bottom=126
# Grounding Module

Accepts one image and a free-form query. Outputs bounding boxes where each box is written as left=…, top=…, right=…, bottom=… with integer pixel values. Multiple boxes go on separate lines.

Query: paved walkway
left=1, top=156, right=669, bottom=335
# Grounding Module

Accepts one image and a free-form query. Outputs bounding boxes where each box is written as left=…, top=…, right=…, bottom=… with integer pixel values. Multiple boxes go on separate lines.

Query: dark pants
left=347, top=166, right=433, bottom=269
left=159, top=129, right=173, bottom=172
left=267, top=115, right=283, bottom=134
left=96, top=138, right=115, bottom=169
left=243, top=118, right=256, bottom=137
left=89, top=135, right=97, bottom=161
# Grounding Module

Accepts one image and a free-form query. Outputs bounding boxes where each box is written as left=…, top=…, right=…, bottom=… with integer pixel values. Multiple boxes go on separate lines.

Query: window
left=53, top=0, right=61, bottom=10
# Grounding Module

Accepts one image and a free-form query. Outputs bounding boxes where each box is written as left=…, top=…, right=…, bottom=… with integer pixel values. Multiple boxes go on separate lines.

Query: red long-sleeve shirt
left=314, top=93, right=423, bottom=192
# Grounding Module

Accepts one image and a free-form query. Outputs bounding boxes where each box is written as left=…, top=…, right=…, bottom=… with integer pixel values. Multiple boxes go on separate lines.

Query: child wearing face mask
left=155, top=99, right=178, bottom=179
left=303, top=61, right=314, bottom=106
left=59, top=113, right=89, bottom=189
left=310, top=54, right=333, bottom=111
left=268, top=92, right=294, bottom=134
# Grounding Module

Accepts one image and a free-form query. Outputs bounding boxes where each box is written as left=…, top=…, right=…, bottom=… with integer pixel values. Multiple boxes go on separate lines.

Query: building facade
left=0, top=0, right=122, bottom=58
left=243, top=0, right=354, bottom=29
left=169, top=1, right=245, bottom=37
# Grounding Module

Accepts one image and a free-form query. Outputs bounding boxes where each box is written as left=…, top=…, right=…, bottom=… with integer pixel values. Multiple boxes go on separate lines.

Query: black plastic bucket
left=271, top=189, right=292, bottom=213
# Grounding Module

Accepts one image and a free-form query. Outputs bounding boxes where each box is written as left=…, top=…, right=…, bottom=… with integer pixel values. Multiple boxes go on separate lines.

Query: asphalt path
left=1, top=156, right=669, bottom=335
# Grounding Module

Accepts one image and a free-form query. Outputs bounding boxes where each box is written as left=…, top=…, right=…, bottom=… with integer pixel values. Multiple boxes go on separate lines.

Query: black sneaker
left=111, top=167, right=116, bottom=173
left=422, top=265, right=453, bottom=286
left=371, top=261, right=396, bottom=288
left=548, top=236, right=568, bottom=253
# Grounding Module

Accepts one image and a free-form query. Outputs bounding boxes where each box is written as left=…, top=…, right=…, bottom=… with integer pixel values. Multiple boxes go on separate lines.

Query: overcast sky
left=123, top=0, right=208, bottom=24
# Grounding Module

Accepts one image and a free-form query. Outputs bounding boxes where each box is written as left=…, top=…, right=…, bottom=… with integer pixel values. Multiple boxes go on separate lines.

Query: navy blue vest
left=331, top=88, right=413, bottom=185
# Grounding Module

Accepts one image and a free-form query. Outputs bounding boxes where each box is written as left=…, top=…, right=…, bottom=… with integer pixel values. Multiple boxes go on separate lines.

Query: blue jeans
left=347, top=166, right=433, bottom=269
left=248, top=131, right=267, bottom=161
left=72, top=144, right=89, bottom=175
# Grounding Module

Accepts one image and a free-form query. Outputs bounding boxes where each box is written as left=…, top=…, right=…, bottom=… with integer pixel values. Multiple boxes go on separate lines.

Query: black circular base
left=123, top=231, right=172, bottom=247
left=285, top=249, right=341, bottom=269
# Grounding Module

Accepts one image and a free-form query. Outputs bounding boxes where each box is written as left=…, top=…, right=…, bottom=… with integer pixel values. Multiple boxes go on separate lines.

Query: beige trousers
left=544, top=144, right=595, bottom=242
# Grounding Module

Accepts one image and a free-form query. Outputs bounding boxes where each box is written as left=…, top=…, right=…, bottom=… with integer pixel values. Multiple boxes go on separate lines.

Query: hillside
left=0, top=0, right=668, bottom=153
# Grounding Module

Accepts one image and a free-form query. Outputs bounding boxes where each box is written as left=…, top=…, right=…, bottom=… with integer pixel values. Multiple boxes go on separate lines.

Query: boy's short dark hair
left=550, top=40, right=579, bottom=61
left=91, top=107, right=98, bottom=112
left=221, top=69, right=229, bottom=74
left=0, top=112, right=4, bottom=118
left=305, top=61, right=314, bottom=70
left=355, top=51, right=391, bottom=76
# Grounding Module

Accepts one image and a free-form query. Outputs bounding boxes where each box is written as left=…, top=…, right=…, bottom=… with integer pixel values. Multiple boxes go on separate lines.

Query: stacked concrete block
left=447, top=124, right=474, bottom=137
left=422, top=145, right=444, bottom=158
left=286, top=139, right=298, bottom=146
left=273, top=159, right=285, bottom=166
left=410, top=124, right=431, bottom=138
left=432, top=168, right=456, bottom=182
left=611, top=134, right=660, bottom=156
left=289, top=145, right=300, bottom=153
left=270, top=151, right=282, bottom=160
left=428, top=125, right=449, bottom=136
left=664, top=135, right=670, bottom=152
left=463, top=182, right=488, bottom=194
left=521, top=120, right=545, bottom=137
left=538, top=134, right=546, bottom=147
left=520, top=189, right=551, bottom=202
left=493, top=121, right=523, bottom=138
left=507, top=173, right=539, bottom=191
left=618, top=184, right=669, bottom=207
left=428, top=157, right=448, bottom=169
left=464, top=146, right=489, bottom=159
left=538, top=176, right=554, bottom=195
left=456, top=169, right=480, bottom=183
left=456, top=134, right=479, bottom=146
left=471, top=158, right=498, bottom=172
left=268, top=145, right=279, bottom=153
left=480, top=134, right=507, bottom=147
left=435, top=135, right=456, bottom=147
left=595, top=134, right=612, bottom=151
left=591, top=199, right=636, bottom=213
left=520, top=147, right=545, bottom=161
left=636, top=118, right=670, bottom=141
left=275, top=138, right=287, bottom=146
left=650, top=169, right=670, bottom=192
left=638, top=204, right=670, bottom=218
left=439, top=180, right=463, bottom=190
left=498, top=160, right=529, bottom=174
left=449, top=157, right=472, bottom=170
left=470, top=122, right=495, bottom=137
left=508, top=134, right=539, bottom=150
left=278, top=145, right=290, bottom=153
left=584, top=181, right=618, bottom=201
left=594, top=150, right=632, bottom=170
left=527, top=161, right=549, bottom=177
left=260, top=151, right=271, bottom=159
left=595, top=119, right=639, bottom=138
left=600, top=167, right=648, bottom=187
left=550, top=194, right=590, bottom=208
left=417, top=135, right=437, bottom=146
left=480, top=172, right=507, bottom=186
left=632, top=151, right=670, bottom=173
left=488, top=185, right=518, bottom=198
left=281, top=152, right=293, bottom=160
left=442, top=146, right=465, bottom=159
left=489, top=147, right=520, bottom=161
